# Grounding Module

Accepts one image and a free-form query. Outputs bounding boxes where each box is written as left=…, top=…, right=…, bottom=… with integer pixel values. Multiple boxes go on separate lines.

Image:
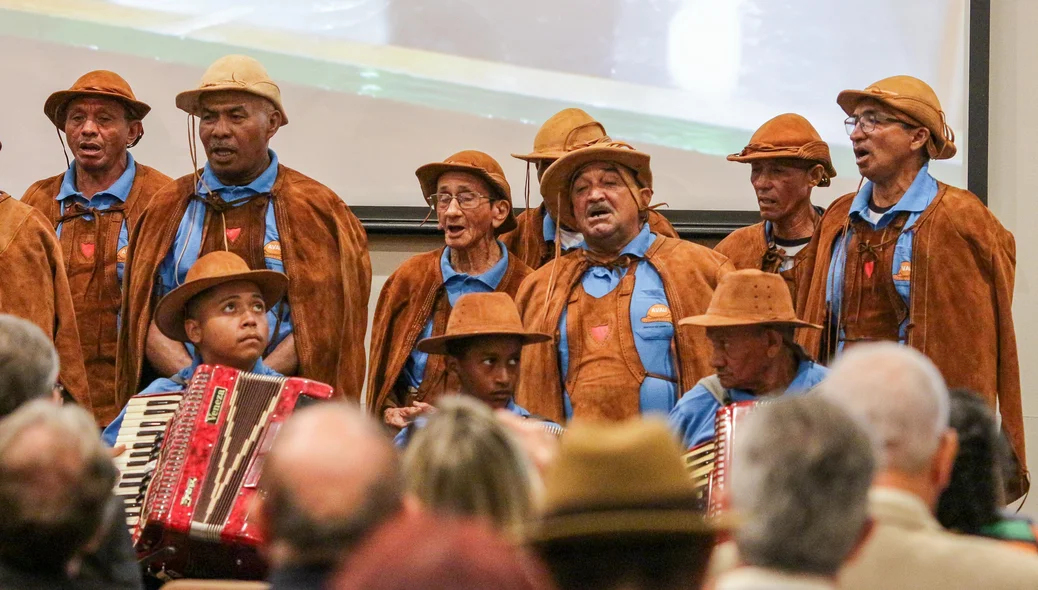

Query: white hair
left=817, top=342, right=949, bottom=473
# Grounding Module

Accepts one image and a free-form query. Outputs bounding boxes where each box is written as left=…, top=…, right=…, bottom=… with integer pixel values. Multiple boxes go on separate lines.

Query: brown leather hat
left=417, top=292, right=550, bottom=355
left=176, top=55, right=289, bottom=125
left=727, top=113, right=837, bottom=187
left=511, top=108, right=609, bottom=162
left=415, top=150, right=517, bottom=234
left=837, top=75, right=956, bottom=160
left=44, top=70, right=151, bottom=130
left=679, top=269, right=820, bottom=330
left=154, top=251, right=288, bottom=342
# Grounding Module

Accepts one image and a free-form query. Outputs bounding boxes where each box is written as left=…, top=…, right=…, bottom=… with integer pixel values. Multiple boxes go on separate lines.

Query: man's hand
left=383, top=401, right=434, bottom=429
left=109, top=444, right=126, bottom=459
left=145, top=321, right=192, bottom=377
left=263, top=333, right=299, bottom=375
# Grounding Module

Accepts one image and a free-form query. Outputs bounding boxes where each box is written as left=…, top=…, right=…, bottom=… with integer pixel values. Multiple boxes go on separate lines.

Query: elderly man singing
left=367, top=151, right=531, bottom=429
left=516, top=141, right=731, bottom=423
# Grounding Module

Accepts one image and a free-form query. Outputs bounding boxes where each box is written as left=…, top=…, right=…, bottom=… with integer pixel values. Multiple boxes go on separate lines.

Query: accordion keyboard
left=112, top=393, right=183, bottom=530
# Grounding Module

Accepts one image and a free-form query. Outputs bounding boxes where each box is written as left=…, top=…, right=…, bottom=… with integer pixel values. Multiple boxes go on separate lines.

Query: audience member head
left=256, top=402, right=404, bottom=569
left=333, top=513, right=557, bottom=590
left=936, top=388, right=1007, bottom=533
left=0, top=314, right=60, bottom=417
left=403, top=395, right=537, bottom=533
left=0, top=400, right=117, bottom=575
left=731, top=396, right=875, bottom=578
left=818, top=342, right=956, bottom=509
left=528, top=419, right=718, bottom=590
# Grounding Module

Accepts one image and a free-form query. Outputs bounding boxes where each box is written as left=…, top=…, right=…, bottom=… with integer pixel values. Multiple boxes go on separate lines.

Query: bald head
left=260, top=402, right=402, bottom=566
left=818, top=343, right=949, bottom=474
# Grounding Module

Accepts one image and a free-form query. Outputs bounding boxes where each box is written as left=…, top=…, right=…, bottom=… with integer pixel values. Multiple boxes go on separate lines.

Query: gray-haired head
left=0, top=315, right=60, bottom=418
left=816, top=342, right=948, bottom=474
left=731, top=395, right=875, bottom=577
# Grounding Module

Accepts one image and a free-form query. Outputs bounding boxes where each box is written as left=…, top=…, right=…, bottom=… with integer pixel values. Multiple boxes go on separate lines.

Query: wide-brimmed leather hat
left=526, top=419, right=721, bottom=545
left=538, top=140, right=652, bottom=230
left=680, top=269, right=821, bottom=330
left=837, top=75, right=956, bottom=160
left=417, top=292, right=550, bottom=355
left=154, top=251, right=288, bottom=342
left=44, top=70, right=151, bottom=130
left=727, top=113, right=837, bottom=187
left=511, top=108, right=609, bottom=163
left=176, top=55, right=289, bottom=125
left=415, top=150, right=517, bottom=234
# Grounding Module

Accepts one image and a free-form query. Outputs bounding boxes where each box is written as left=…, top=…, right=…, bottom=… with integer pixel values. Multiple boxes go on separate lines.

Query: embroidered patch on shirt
left=892, top=261, right=911, bottom=281
left=226, top=227, right=242, bottom=243
left=80, top=242, right=95, bottom=259
left=264, top=240, right=282, bottom=261
left=589, top=324, right=611, bottom=344
left=641, top=303, right=672, bottom=323
left=117, top=245, right=128, bottom=263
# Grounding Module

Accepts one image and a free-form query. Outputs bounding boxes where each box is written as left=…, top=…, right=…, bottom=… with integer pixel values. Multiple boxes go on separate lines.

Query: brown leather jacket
left=515, top=233, right=733, bottom=423
left=116, top=165, right=371, bottom=407
left=0, top=192, right=90, bottom=414
left=796, top=183, right=1026, bottom=499
left=714, top=221, right=813, bottom=304
left=367, top=247, right=531, bottom=417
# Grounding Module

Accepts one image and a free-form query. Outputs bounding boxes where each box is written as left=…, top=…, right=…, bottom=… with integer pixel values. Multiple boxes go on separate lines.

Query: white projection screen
left=0, top=0, right=980, bottom=235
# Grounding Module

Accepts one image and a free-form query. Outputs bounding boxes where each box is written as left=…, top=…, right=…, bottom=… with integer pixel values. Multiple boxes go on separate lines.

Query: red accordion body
left=684, top=400, right=759, bottom=516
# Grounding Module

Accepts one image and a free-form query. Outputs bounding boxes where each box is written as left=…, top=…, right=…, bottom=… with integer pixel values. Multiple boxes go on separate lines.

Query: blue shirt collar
left=440, top=241, right=509, bottom=290
left=57, top=152, right=137, bottom=202
left=849, top=164, right=938, bottom=222
left=198, top=150, right=279, bottom=196
left=178, top=351, right=280, bottom=381
left=543, top=208, right=558, bottom=241
left=576, top=222, right=654, bottom=258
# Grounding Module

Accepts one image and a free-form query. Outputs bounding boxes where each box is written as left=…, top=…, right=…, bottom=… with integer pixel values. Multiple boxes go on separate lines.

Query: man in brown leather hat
left=367, top=151, right=531, bottom=429
left=717, top=113, right=835, bottom=303
left=515, top=141, right=732, bottom=423
left=116, top=54, right=371, bottom=409
left=796, top=75, right=1026, bottom=500
left=504, top=107, right=677, bottom=269
left=21, top=70, right=172, bottom=425
left=0, top=139, right=90, bottom=414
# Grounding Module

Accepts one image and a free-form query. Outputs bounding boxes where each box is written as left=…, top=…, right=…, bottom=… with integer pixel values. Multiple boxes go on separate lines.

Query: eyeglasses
left=431, top=191, right=491, bottom=211
left=844, top=113, right=911, bottom=135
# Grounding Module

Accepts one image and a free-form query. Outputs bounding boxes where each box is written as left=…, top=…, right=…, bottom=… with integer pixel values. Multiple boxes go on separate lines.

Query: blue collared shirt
left=56, top=153, right=137, bottom=284
left=156, top=150, right=291, bottom=359
left=557, top=223, right=677, bottom=420
left=101, top=354, right=282, bottom=446
left=542, top=209, right=584, bottom=251
left=402, top=242, right=510, bottom=390
left=393, top=397, right=533, bottom=448
left=668, top=360, right=830, bottom=450
left=825, top=165, right=938, bottom=349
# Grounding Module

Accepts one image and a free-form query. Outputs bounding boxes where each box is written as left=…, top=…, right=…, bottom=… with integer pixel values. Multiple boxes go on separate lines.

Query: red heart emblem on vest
left=864, top=260, right=875, bottom=278
left=80, top=243, right=95, bottom=259
left=226, top=227, right=242, bottom=243
left=589, top=324, right=611, bottom=343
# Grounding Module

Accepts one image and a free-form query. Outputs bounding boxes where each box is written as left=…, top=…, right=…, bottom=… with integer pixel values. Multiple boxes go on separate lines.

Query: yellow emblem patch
left=892, top=261, right=911, bottom=281
left=264, top=240, right=282, bottom=261
left=641, top=303, right=672, bottom=323
left=116, top=245, right=128, bottom=263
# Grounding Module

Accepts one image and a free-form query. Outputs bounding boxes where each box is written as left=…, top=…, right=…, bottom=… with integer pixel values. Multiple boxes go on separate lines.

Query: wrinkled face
left=849, top=99, right=928, bottom=182
left=448, top=336, right=524, bottom=410
left=198, top=91, right=281, bottom=185
left=570, top=162, right=643, bottom=250
left=749, top=159, right=821, bottom=223
left=707, top=325, right=775, bottom=393
left=184, top=280, right=270, bottom=371
left=434, top=171, right=509, bottom=252
left=64, top=97, right=141, bottom=175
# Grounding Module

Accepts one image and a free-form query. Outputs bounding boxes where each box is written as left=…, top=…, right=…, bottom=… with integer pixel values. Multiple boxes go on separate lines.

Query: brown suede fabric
left=21, top=164, right=172, bottom=424
left=0, top=192, right=90, bottom=414
left=116, top=165, right=371, bottom=407
left=714, top=222, right=813, bottom=304
left=501, top=204, right=679, bottom=269
left=796, top=183, right=1026, bottom=498
left=515, top=234, right=733, bottom=423
left=366, top=247, right=531, bottom=417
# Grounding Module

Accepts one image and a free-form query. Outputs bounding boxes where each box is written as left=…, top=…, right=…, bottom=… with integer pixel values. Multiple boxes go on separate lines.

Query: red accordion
left=684, top=400, right=758, bottom=516
left=132, top=364, right=334, bottom=579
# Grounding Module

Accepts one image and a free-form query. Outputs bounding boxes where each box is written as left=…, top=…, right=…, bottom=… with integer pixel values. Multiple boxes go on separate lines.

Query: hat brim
left=415, top=161, right=517, bottom=234
left=44, top=90, right=151, bottom=130
left=837, top=89, right=956, bottom=160
left=678, top=314, right=821, bottom=330
left=175, top=87, right=290, bottom=125
left=417, top=330, right=551, bottom=355
left=540, top=145, right=651, bottom=230
left=726, top=150, right=838, bottom=181
left=154, top=269, right=289, bottom=342
left=526, top=508, right=724, bottom=547
left=510, top=150, right=566, bottom=163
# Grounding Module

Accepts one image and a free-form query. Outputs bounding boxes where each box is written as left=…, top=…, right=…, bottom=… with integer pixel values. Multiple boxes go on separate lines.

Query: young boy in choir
left=394, top=292, right=551, bottom=447
left=103, top=251, right=288, bottom=445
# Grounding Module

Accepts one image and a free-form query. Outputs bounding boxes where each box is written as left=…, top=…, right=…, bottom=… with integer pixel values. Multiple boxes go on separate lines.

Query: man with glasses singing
left=796, top=75, right=1026, bottom=501
left=367, top=151, right=532, bottom=429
